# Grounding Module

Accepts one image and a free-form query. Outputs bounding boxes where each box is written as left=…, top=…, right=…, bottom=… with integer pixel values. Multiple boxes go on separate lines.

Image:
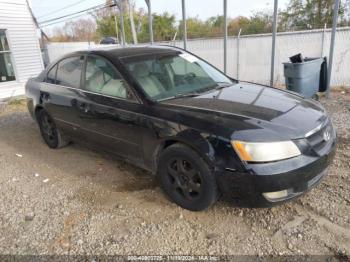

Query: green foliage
left=279, top=0, right=350, bottom=31
left=96, top=13, right=134, bottom=43
left=96, top=11, right=176, bottom=43
left=152, top=12, right=177, bottom=41
left=239, top=12, right=273, bottom=34
left=96, top=16, right=118, bottom=39
left=178, top=16, right=209, bottom=38
left=52, top=0, right=350, bottom=43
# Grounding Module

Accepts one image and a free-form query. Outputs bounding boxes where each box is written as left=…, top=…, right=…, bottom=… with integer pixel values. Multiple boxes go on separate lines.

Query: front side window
left=0, top=30, right=16, bottom=82
left=56, top=56, right=83, bottom=89
left=85, top=56, right=131, bottom=100
left=122, top=52, right=233, bottom=101
left=46, top=64, right=57, bottom=84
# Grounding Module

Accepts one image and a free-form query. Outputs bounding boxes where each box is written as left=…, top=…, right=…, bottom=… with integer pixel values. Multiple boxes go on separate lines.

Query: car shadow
left=0, top=111, right=282, bottom=210
left=0, top=111, right=158, bottom=195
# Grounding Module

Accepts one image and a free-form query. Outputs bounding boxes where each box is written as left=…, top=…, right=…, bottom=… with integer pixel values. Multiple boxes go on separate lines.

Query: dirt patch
left=0, top=94, right=349, bottom=256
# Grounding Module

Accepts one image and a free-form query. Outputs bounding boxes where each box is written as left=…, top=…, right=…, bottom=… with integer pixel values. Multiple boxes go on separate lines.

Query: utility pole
left=113, top=0, right=126, bottom=46
left=326, top=0, right=341, bottom=98
left=181, top=0, right=187, bottom=50
left=270, top=0, right=278, bottom=87
left=129, top=0, right=138, bottom=44
left=321, top=23, right=326, bottom=57
left=114, top=14, right=119, bottom=42
left=223, top=0, right=227, bottom=74
left=145, top=0, right=154, bottom=44
left=237, top=28, right=242, bottom=80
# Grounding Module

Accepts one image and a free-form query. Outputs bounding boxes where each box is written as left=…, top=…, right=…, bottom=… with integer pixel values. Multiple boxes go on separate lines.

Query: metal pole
left=172, top=31, right=178, bottom=45
left=145, top=0, right=153, bottom=44
left=114, top=0, right=126, bottom=47
left=114, top=15, right=119, bottom=42
left=270, top=0, right=278, bottom=87
left=223, top=0, right=228, bottom=74
left=181, top=0, right=187, bottom=50
left=326, top=0, right=340, bottom=98
left=120, top=2, right=126, bottom=47
left=237, top=28, right=242, bottom=80
left=321, top=23, right=327, bottom=57
left=129, top=0, right=138, bottom=44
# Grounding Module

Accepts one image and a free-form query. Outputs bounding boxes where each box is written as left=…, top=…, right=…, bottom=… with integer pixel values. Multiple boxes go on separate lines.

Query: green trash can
left=283, top=57, right=324, bottom=98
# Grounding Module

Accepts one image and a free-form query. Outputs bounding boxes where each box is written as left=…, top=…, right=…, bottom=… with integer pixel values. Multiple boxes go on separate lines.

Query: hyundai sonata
left=26, top=46, right=336, bottom=211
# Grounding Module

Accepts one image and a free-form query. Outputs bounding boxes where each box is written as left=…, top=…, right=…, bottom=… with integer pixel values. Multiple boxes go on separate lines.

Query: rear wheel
left=37, top=110, right=68, bottom=149
left=158, top=143, right=218, bottom=211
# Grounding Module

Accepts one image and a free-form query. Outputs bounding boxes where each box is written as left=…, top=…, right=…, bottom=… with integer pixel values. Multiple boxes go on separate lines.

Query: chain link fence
left=46, top=27, right=350, bottom=87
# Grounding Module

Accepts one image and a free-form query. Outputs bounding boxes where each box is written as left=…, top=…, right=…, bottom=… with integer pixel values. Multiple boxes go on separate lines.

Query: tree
left=65, top=18, right=96, bottom=42
left=50, top=18, right=96, bottom=42
left=279, top=0, right=307, bottom=31
left=94, top=10, right=176, bottom=43
left=279, top=0, right=350, bottom=31
left=228, top=16, right=249, bottom=35
left=152, top=12, right=177, bottom=41
left=178, top=16, right=209, bottom=38
left=239, top=12, right=273, bottom=35
left=205, top=15, right=225, bottom=37
left=49, top=0, right=350, bottom=43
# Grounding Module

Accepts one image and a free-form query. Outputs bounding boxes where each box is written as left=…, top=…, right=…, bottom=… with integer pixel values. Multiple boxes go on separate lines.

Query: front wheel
left=37, top=110, right=68, bottom=149
left=157, top=143, right=218, bottom=211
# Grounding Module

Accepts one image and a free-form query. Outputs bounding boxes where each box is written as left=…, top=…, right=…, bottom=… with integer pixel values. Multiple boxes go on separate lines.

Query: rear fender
left=25, top=79, right=42, bottom=120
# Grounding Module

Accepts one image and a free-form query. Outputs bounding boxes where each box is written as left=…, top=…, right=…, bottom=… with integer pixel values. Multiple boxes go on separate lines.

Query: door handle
left=79, top=102, right=90, bottom=113
left=40, top=92, right=50, bottom=102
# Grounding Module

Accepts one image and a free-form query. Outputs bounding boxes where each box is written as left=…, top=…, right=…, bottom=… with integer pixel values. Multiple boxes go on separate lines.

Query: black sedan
left=25, top=46, right=336, bottom=211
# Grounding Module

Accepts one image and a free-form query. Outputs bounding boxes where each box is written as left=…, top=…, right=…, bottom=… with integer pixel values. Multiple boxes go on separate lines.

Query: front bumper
left=217, top=143, right=336, bottom=207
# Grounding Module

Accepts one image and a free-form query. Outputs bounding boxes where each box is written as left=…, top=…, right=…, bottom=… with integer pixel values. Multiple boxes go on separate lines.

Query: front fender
left=153, top=128, right=231, bottom=174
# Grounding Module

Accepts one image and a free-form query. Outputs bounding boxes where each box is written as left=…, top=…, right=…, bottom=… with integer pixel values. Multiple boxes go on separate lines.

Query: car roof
left=72, top=45, right=182, bottom=60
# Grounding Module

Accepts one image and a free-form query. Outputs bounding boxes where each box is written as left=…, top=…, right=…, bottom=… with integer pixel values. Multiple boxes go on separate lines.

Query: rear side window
left=46, top=64, right=57, bottom=84
left=56, top=56, right=83, bottom=89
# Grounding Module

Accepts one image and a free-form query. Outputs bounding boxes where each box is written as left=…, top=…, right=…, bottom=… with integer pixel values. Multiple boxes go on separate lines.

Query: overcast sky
left=32, top=0, right=290, bottom=32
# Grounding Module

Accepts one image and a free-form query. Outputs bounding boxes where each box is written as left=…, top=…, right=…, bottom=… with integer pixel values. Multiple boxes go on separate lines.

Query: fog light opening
left=263, top=190, right=289, bottom=201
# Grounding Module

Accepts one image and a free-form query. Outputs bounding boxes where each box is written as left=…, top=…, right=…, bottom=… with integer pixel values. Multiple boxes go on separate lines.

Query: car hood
left=162, top=82, right=327, bottom=141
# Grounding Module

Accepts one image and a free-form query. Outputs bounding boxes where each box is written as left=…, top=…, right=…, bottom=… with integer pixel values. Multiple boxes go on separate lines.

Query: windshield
left=122, top=52, right=234, bottom=101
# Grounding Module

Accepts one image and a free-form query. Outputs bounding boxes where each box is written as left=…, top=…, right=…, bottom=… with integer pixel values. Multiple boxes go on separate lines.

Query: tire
left=37, top=110, right=68, bottom=149
left=312, top=93, right=320, bottom=101
left=157, top=143, right=218, bottom=211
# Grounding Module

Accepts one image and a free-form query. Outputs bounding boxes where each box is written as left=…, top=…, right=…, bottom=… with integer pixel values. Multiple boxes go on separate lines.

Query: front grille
left=306, top=120, right=335, bottom=155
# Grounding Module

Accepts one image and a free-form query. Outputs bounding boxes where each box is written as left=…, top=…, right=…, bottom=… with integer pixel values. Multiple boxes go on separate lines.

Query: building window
left=0, top=30, right=15, bottom=82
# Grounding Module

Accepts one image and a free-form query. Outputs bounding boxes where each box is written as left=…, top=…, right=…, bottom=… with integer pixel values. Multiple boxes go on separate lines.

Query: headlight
left=231, top=140, right=301, bottom=162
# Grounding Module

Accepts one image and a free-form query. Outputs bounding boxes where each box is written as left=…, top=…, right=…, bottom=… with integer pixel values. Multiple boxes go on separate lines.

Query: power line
left=38, top=3, right=106, bottom=24
left=40, top=4, right=115, bottom=28
left=1, top=1, right=25, bottom=5
left=41, top=12, right=93, bottom=28
left=37, top=0, right=91, bottom=19
left=39, top=3, right=114, bottom=25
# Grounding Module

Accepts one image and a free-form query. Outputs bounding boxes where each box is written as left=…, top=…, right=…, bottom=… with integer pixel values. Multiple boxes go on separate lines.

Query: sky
left=31, top=0, right=290, bottom=33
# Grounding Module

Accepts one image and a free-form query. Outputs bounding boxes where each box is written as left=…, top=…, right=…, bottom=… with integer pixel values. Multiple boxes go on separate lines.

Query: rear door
left=40, top=55, right=85, bottom=136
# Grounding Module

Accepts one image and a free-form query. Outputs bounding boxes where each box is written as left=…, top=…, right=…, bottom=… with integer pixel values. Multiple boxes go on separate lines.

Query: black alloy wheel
left=166, top=158, right=202, bottom=201
left=158, top=143, right=218, bottom=211
left=38, top=110, right=68, bottom=149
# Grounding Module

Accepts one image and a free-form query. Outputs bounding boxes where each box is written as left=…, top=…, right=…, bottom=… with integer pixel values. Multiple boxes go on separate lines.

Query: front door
left=73, top=55, right=146, bottom=163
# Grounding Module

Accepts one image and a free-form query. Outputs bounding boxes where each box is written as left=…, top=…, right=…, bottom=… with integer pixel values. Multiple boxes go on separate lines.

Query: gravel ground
left=0, top=94, right=349, bottom=257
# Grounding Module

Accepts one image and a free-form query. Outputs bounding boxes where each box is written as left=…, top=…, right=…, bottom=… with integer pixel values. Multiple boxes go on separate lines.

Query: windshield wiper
left=159, top=92, right=200, bottom=102
left=214, top=82, right=232, bottom=89
left=159, top=82, right=232, bottom=102
left=198, top=82, right=231, bottom=93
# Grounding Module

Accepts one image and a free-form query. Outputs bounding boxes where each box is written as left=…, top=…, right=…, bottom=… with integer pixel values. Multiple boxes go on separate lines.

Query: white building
left=0, top=0, right=44, bottom=100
